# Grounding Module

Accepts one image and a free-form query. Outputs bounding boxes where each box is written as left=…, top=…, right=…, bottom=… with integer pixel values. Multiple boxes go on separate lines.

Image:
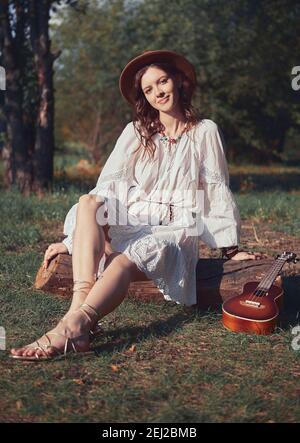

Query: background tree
left=0, top=0, right=78, bottom=194
left=29, top=0, right=58, bottom=193
left=203, top=0, right=300, bottom=162
left=52, top=0, right=132, bottom=164
left=0, top=0, right=34, bottom=193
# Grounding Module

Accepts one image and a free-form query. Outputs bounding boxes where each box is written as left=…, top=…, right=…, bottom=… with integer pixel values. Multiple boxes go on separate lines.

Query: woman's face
left=140, top=66, right=181, bottom=113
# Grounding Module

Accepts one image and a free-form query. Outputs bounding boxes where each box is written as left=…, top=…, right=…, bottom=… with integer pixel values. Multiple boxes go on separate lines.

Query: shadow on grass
left=280, top=275, right=300, bottom=329
left=92, top=310, right=209, bottom=356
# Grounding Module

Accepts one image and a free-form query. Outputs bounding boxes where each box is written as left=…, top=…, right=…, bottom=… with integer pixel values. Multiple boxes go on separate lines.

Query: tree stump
left=34, top=253, right=299, bottom=308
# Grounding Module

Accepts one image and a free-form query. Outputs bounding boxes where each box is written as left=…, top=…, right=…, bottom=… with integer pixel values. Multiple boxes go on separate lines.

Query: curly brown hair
left=131, top=62, right=202, bottom=161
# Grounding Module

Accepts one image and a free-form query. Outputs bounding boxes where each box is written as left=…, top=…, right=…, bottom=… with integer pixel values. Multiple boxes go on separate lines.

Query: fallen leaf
left=129, top=345, right=137, bottom=353
left=111, top=364, right=119, bottom=372
left=73, top=378, right=85, bottom=385
left=16, top=400, right=23, bottom=410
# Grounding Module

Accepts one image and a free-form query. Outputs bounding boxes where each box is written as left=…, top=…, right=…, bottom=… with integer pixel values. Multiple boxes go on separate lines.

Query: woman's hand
left=42, top=242, right=68, bottom=270
left=231, top=250, right=268, bottom=261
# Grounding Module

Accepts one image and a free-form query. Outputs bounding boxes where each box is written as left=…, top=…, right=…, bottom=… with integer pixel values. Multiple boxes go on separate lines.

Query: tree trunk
left=0, top=0, right=33, bottom=193
left=29, top=0, right=55, bottom=194
left=89, top=112, right=102, bottom=164
left=33, top=254, right=300, bottom=310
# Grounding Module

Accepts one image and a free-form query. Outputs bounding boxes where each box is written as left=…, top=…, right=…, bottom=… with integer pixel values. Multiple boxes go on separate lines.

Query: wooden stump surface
left=34, top=253, right=299, bottom=308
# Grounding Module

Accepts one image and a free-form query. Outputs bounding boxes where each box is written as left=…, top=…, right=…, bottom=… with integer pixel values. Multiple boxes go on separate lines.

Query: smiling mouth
left=157, top=96, right=169, bottom=104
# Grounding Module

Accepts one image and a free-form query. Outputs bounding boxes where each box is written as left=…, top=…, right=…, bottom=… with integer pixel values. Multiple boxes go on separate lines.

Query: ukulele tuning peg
left=277, top=251, right=297, bottom=262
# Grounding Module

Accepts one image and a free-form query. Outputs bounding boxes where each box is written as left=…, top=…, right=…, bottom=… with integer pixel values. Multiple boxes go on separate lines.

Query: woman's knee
left=79, top=193, right=104, bottom=205
left=78, top=194, right=105, bottom=214
left=109, top=253, right=149, bottom=282
left=112, top=253, right=134, bottom=269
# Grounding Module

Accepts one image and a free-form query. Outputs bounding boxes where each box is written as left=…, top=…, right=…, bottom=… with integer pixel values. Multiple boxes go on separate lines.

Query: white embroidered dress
left=62, top=119, right=241, bottom=307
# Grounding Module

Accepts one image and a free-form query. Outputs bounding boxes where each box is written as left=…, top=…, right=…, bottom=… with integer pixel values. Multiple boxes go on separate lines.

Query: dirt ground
left=200, top=220, right=300, bottom=265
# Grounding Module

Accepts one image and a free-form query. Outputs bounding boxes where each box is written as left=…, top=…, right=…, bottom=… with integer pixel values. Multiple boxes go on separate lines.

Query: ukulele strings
left=249, top=259, right=284, bottom=300
left=247, top=258, right=286, bottom=301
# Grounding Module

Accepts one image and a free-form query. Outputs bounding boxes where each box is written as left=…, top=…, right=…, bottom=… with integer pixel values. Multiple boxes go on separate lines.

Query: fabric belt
left=143, top=200, right=174, bottom=225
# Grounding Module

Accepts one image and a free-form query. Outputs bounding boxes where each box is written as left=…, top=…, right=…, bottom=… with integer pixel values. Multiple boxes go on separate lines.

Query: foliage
left=51, top=0, right=300, bottom=164
left=52, top=0, right=132, bottom=163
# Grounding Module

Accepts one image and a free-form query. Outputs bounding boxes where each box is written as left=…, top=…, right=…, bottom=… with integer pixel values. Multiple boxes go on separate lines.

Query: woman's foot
left=10, top=307, right=94, bottom=360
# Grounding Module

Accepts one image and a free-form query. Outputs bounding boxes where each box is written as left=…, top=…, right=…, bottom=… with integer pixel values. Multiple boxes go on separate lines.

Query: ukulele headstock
left=276, top=251, right=298, bottom=263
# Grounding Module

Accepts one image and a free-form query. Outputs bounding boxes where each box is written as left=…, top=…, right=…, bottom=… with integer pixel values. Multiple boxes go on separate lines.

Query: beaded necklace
left=159, top=122, right=188, bottom=148
left=157, top=122, right=188, bottom=223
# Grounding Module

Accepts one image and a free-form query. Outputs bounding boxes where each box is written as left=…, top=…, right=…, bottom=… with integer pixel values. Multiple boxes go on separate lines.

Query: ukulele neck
left=256, top=258, right=287, bottom=294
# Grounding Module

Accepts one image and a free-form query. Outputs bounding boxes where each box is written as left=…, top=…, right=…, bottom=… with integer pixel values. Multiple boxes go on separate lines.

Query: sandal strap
left=73, top=279, right=95, bottom=296
left=45, top=333, right=74, bottom=356
left=27, top=335, right=61, bottom=358
left=46, top=331, right=87, bottom=355
left=34, top=339, right=50, bottom=358
left=79, top=303, right=99, bottom=324
left=73, top=279, right=95, bottom=287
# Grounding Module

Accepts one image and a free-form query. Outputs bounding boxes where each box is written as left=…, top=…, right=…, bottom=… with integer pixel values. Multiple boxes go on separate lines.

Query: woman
left=10, top=50, right=264, bottom=361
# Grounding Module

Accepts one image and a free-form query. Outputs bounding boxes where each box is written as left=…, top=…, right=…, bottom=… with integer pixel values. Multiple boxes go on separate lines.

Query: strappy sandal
left=89, top=320, right=103, bottom=340
left=10, top=303, right=99, bottom=362
left=66, top=279, right=103, bottom=341
left=10, top=333, right=94, bottom=361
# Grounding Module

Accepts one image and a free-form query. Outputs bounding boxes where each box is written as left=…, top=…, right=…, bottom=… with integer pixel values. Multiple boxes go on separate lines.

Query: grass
left=236, top=191, right=300, bottom=237
left=0, top=161, right=300, bottom=423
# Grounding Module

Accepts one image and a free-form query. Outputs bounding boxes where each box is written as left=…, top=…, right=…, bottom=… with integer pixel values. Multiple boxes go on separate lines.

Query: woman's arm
left=198, top=120, right=266, bottom=261
left=197, top=120, right=241, bottom=250
left=62, top=122, right=139, bottom=254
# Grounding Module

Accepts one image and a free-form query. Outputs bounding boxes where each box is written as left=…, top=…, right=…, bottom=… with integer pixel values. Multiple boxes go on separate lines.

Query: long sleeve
left=62, top=122, right=139, bottom=254
left=197, top=120, right=241, bottom=249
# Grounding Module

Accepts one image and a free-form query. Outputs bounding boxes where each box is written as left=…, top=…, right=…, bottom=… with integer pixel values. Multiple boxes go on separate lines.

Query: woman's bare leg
left=10, top=253, right=146, bottom=358
left=10, top=194, right=150, bottom=358
left=82, top=254, right=138, bottom=322
left=10, top=194, right=105, bottom=358
left=66, top=194, right=106, bottom=314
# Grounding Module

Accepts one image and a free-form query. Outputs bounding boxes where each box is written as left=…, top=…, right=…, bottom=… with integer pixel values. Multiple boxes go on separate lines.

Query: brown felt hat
left=119, top=50, right=197, bottom=105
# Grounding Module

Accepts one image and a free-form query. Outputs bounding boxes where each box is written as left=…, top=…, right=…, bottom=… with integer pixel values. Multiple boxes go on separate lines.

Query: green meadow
left=0, top=159, right=299, bottom=423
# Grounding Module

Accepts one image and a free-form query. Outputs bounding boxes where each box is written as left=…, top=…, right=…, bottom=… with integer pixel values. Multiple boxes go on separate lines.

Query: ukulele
left=222, top=251, right=297, bottom=335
